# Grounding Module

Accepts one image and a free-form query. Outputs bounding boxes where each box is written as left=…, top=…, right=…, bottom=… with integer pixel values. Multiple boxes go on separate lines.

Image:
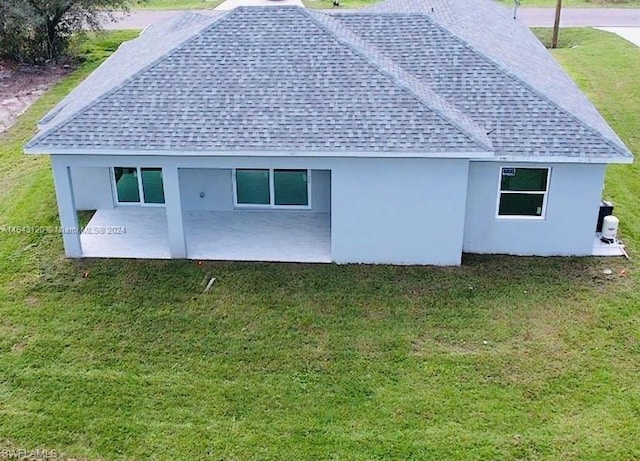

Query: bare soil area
left=0, top=60, right=71, bottom=134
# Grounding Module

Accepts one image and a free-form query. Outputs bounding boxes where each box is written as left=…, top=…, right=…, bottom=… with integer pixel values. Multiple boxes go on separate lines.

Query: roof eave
left=490, top=154, right=634, bottom=165
left=23, top=146, right=495, bottom=159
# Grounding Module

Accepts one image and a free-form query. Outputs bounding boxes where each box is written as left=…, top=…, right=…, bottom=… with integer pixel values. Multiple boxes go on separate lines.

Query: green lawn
left=135, top=0, right=640, bottom=10
left=0, top=29, right=639, bottom=460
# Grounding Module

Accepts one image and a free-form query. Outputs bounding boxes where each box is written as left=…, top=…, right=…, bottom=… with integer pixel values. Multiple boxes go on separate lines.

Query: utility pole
left=551, top=0, right=563, bottom=48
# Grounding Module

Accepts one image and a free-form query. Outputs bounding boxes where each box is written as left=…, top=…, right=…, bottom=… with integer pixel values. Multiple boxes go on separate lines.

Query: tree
left=0, top=0, right=135, bottom=64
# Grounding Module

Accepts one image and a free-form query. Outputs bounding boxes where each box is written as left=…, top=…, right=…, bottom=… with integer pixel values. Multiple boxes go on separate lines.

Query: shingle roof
left=333, top=13, right=628, bottom=160
left=26, top=7, right=489, bottom=154
left=25, top=2, right=633, bottom=162
left=36, top=12, right=223, bottom=135
left=358, top=0, right=631, bottom=159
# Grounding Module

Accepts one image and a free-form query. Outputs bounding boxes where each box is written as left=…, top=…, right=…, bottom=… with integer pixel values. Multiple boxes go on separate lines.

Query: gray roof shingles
left=36, top=12, right=222, bottom=135
left=360, top=0, right=630, bottom=156
left=25, top=2, right=633, bottom=162
left=334, top=13, right=628, bottom=160
left=29, top=7, right=488, bottom=153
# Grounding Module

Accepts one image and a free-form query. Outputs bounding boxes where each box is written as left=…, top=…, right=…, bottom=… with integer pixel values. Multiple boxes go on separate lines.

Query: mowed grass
left=0, top=29, right=639, bottom=460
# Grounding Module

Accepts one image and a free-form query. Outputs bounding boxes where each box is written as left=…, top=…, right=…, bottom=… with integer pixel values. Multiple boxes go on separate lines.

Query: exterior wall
left=179, top=168, right=234, bottom=211
left=178, top=168, right=331, bottom=213
left=70, top=167, right=114, bottom=210
left=52, top=154, right=468, bottom=264
left=463, top=162, right=606, bottom=255
left=311, top=170, right=331, bottom=213
left=331, top=158, right=470, bottom=265
left=57, top=155, right=609, bottom=263
left=50, top=156, right=82, bottom=257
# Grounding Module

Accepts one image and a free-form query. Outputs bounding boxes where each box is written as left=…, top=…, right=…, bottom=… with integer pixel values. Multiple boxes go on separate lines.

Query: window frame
left=232, top=168, right=312, bottom=210
left=495, top=166, right=550, bottom=220
left=112, top=167, right=166, bottom=207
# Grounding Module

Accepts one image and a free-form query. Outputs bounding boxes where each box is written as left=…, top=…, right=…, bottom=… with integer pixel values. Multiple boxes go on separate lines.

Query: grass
left=134, top=0, right=640, bottom=10
left=0, top=28, right=639, bottom=460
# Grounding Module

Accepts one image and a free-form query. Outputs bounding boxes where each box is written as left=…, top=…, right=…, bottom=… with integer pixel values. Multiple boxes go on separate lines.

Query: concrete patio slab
left=592, top=234, right=627, bottom=257
left=81, top=208, right=331, bottom=262
left=81, top=207, right=171, bottom=259
left=185, top=210, right=330, bottom=262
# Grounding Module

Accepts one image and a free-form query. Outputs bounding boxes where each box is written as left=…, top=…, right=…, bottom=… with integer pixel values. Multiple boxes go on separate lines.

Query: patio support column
left=162, top=166, right=187, bottom=258
left=51, top=159, right=82, bottom=257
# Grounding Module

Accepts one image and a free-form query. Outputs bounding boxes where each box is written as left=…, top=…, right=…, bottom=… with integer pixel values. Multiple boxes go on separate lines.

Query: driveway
left=103, top=7, right=640, bottom=30
left=596, top=27, right=640, bottom=46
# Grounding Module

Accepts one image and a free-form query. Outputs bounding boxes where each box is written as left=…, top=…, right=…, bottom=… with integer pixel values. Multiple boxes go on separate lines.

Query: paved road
left=104, top=7, right=640, bottom=30
left=215, top=0, right=302, bottom=8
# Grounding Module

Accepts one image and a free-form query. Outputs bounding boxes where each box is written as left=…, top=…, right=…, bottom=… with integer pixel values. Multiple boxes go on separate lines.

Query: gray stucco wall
left=331, top=158, right=469, bottom=265
left=70, top=166, right=114, bottom=210
left=179, top=168, right=234, bottom=211
left=178, top=168, right=331, bottom=212
left=311, top=170, right=331, bottom=213
left=463, top=162, right=606, bottom=255
left=55, top=154, right=608, bottom=265
left=57, top=155, right=469, bottom=264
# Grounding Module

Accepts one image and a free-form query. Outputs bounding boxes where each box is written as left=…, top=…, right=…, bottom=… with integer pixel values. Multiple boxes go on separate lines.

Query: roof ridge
left=301, top=8, right=493, bottom=152
left=406, top=12, right=632, bottom=159
left=26, top=11, right=234, bottom=149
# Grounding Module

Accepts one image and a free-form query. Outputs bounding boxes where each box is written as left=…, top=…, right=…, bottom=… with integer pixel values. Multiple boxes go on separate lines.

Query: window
left=114, top=167, right=140, bottom=203
left=234, top=169, right=310, bottom=208
left=497, top=167, right=549, bottom=218
left=274, top=170, right=308, bottom=206
left=113, top=167, right=165, bottom=205
left=236, top=169, right=270, bottom=205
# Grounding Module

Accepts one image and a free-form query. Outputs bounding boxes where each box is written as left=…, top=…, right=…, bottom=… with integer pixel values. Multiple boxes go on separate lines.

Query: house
left=24, top=0, right=634, bottom=265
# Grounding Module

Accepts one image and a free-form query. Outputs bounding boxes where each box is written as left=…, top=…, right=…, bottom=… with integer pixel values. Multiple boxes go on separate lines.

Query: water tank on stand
left=601, top=215, right=619, bottom=244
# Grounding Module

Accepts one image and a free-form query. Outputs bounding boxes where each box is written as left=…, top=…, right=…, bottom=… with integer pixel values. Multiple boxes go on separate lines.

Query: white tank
left=601, top=215, right=619, bottom=242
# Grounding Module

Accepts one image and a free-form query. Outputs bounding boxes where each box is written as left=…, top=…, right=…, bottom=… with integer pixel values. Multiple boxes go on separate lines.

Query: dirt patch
left=0, top=60, right=71, bottom=134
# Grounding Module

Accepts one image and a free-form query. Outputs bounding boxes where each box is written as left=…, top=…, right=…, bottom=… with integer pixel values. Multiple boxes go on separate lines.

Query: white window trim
left=495, top=166, right=550, bottom=220
left=232, top=168, right=312, bottom=210
left=112, top=167, right=166, bottom=207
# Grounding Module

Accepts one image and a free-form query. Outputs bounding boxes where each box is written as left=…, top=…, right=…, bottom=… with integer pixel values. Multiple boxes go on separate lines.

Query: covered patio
left=80, top=208, right=331, bottom=262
